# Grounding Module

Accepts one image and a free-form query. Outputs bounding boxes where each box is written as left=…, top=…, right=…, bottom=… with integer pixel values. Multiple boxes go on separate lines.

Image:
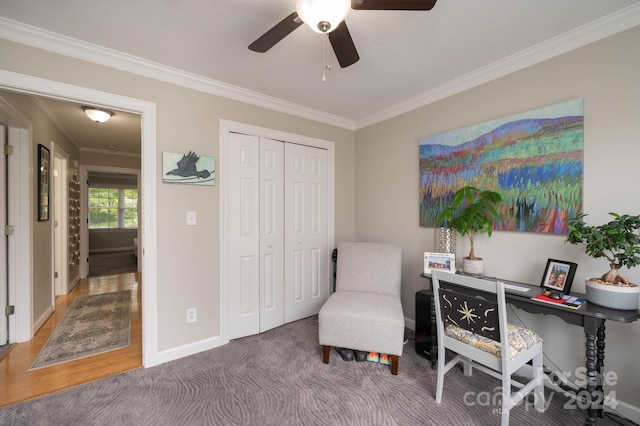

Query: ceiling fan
left=248, top=0, right=438, bottom=69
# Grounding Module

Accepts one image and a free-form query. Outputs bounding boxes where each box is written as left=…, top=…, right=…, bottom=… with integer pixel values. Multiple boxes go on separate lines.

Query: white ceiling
left=1, top=0, right=639, bottom=153
left=31, top=97, right=142, bottom=155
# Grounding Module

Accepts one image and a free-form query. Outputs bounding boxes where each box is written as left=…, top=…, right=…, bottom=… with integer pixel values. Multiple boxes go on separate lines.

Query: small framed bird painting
left=162, top=151, right=216, bottom=185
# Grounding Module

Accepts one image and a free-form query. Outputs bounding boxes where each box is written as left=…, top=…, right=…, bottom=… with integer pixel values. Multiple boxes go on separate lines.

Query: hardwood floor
left=0, top=272, right=142, bottom=408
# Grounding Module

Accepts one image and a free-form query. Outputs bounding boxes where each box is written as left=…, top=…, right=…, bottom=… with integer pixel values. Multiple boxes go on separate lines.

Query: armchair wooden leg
left=322, top=345, right=330, bottom=364
left=390, top=355, right=399, bottom=375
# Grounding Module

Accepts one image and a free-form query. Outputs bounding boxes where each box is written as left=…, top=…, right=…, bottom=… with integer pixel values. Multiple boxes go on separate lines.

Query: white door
left=0, top=125, right=7, bottom=345
left=53, top=156, right=63, bottom=296
left=259, top=138, right=285, bottom=333
left=284, top=144, right=329, bottom=322
left=227, top=133, right=261, bottom=339
left=226, top=131, right=329, bottom=338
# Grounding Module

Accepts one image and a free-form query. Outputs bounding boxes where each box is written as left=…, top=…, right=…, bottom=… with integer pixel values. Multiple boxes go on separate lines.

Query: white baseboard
left=611, top=399, right=640, bottom=425
left=68, top=275, right=80, bottom=293
left=405, top=317, right=416, bottom=331
left=33, top=304, right=54, bottom=334
left=154, top=335, right=228, bottom=366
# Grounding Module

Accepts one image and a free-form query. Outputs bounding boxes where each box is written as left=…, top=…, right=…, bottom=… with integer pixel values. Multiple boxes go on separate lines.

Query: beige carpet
left=29, top=291, right=131, bottom=370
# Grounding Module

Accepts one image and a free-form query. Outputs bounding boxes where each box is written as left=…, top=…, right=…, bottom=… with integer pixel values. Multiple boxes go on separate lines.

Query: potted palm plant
left=436, top=185, right=502, bottom=275
left=566, top=212, right=640, bottom=310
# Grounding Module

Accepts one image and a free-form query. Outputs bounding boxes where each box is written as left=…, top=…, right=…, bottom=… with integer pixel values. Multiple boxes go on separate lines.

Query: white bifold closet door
left=259, top=138, right=285, bottom=333
left=284, top=143, right=328, bottom=323
left=227, top=132, right=328, bottom=341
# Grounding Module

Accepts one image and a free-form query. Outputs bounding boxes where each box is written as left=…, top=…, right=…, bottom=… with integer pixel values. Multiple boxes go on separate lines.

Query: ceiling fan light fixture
left=296, top=0, right=351, bottom=34
left=82, top=106, right=113, bottom=123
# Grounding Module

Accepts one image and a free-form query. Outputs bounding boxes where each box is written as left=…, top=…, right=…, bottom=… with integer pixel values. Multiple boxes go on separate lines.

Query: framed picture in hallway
left=37, top=144, right=50, bottom=221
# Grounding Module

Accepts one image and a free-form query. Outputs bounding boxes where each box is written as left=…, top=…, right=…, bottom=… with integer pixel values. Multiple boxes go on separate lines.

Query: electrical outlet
left=186, top=307, right=197, bottom=324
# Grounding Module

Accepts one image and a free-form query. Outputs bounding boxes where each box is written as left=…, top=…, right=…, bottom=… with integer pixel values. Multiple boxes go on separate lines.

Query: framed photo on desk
left=540, top=258, right=577, bottom=294
left=424, top=252, right=456, bottom=274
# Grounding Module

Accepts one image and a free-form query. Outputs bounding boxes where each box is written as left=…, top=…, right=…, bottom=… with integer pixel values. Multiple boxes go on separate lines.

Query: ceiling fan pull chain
left=322, top=36, right=327, bottom=81
left=322, top=35, right=332, bottom=82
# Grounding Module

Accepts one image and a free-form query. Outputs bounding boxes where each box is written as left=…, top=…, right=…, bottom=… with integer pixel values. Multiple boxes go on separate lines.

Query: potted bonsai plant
left=436, top=185, right=502, bottom=275
left=566, top=212, right=640, bottom=310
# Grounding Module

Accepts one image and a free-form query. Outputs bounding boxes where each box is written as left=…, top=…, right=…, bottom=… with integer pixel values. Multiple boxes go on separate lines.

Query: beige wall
left=355, top=27, right=640, bottom=407
left=0, top=38, right=356, bottom=352
left=2, top=19, right=638, bottom=414
left=81, top=150, right=141, bottom=169
left=89, top=230, right=137, bottom=252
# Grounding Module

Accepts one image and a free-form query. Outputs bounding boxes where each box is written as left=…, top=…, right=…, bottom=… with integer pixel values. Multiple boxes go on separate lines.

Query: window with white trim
left=88, top=187, right=138, bottom=229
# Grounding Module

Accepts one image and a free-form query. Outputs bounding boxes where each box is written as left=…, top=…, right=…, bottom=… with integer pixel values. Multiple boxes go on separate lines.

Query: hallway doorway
left=0, top=71, right=158, bottom=369
left=84, top=168, right=140, bottom=279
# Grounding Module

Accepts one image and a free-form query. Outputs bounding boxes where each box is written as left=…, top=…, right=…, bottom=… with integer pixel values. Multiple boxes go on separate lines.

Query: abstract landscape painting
left=419, top=99, right=583, bottom=234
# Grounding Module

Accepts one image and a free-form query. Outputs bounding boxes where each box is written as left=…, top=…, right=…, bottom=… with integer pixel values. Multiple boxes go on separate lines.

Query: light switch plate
left=187, top=211, right=197, bottom=226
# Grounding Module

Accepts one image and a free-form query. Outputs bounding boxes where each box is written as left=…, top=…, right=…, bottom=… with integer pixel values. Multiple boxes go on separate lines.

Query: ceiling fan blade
left=248, top=12, right=303, bottom=53
left=329, top=22, right=360, bottom=68
left=351, top=0, right=437, bottom=11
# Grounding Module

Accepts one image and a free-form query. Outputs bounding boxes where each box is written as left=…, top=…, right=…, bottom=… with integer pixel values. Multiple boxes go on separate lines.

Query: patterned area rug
left=29, top=291, right=131, bottom=370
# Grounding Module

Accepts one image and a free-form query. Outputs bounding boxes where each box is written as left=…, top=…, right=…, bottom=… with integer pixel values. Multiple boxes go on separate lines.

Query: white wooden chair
left=431, top=270, right=545, bottom=425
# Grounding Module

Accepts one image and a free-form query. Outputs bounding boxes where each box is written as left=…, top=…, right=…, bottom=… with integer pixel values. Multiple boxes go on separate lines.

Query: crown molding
left=0, top=17, right=356, bottom=131
left=355, top=3, right=640, bottom=130
left=79, top=146, right=141, bottom=158
left=2, top=4, right=639, bottom=133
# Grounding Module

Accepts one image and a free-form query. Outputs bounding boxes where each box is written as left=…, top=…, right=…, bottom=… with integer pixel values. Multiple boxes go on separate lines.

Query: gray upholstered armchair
left=318, top=242, right=404, bottom=374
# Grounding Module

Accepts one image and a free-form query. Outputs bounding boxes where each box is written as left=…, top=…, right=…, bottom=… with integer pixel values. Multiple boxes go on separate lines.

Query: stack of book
left=532, top=292, right=587, bottom=309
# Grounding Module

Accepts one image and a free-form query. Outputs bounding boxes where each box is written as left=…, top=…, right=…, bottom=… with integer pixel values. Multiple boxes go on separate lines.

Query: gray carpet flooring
left=0, top=316, right=629, bottom=425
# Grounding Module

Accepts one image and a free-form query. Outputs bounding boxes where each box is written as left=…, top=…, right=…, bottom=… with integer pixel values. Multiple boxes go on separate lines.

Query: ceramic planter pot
left=462, top=257, right=483, bottom=276
left=585, top=279, right=639, bottom=310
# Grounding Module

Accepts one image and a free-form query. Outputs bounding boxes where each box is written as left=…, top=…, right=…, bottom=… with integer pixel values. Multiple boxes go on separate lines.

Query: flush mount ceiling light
left=296, top=0, right=350, bottom=34
left=82, top=106, right=113, bottom=123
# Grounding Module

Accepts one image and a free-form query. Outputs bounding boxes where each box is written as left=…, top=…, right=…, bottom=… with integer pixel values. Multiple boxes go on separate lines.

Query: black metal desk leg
left=596, top=320, right=606, bottom=419
left=584, top=317, right=598, bottom=426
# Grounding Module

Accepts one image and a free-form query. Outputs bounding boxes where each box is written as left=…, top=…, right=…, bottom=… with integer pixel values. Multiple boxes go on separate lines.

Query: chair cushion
left=445, top=323, right=542, bottom=360
left=336, top=242, right=401, bottom=297
left=318, top=291, right=404, bottom=356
